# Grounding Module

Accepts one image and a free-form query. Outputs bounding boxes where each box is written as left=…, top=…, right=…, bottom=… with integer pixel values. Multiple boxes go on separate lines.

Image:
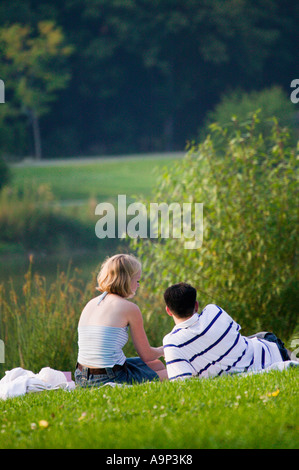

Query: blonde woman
left=75, top=254, right=168, bottom=386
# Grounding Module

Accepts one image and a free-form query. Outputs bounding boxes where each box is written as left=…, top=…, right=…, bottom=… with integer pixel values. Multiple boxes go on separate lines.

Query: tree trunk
left=31, top=110, right=42, bottom=160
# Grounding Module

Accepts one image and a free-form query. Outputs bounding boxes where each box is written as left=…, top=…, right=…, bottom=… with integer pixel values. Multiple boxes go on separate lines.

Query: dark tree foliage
left=0, top=0, right=298, bottom=157
left=0, top=157, right=10, bottom=190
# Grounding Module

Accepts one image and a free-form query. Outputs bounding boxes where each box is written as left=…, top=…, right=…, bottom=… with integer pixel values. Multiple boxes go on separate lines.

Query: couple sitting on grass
left=75, top=254, right=291, bottom=387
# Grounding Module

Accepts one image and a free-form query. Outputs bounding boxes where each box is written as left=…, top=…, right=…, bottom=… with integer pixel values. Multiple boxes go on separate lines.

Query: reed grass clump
left=0, top=260, right=95, bottom=376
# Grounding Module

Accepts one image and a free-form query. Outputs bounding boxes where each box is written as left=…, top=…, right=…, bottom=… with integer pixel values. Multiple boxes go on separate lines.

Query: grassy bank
left=0, top=368, right=298, bottom=449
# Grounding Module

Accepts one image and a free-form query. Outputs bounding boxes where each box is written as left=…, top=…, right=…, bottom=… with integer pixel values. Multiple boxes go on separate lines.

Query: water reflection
left=0, top=250, right=106, bottom=294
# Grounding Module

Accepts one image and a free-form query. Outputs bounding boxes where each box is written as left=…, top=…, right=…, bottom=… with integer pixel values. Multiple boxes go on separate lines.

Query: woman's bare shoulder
left=82, top=295, right=101, bottom=310
left=79, top=295, right=101, bottom=320
left=124, top=301, right=143, bottom=323
left=123, top=297, right=140, bottom=310
left=109, top=295, right=140, bottom=314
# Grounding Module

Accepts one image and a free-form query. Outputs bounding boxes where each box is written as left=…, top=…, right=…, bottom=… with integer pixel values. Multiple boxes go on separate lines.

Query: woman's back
left=78, top=291, right=131, bottom=328
left=77, top=292, right=129, bottom=368
left=77, top=324, right=128, bottom=368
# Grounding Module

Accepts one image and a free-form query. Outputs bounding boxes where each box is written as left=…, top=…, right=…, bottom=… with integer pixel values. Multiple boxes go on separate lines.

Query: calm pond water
left=0, top=249, right=109, bottom=295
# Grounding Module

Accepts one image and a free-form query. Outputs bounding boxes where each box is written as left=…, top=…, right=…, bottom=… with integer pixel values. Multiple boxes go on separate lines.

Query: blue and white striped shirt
left=163, top=304, right=282, bottom=380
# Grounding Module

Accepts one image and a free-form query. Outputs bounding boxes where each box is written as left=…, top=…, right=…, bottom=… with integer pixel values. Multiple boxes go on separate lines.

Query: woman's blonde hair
left=96, top=254, right=141, bottom=298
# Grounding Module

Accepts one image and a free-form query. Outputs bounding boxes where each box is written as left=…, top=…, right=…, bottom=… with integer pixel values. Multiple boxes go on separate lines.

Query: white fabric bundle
left=0, top=367, right=75, bottom=400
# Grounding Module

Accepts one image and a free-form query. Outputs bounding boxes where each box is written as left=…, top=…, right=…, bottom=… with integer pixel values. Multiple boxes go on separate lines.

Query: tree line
left=0, top=0, right=298, bottom=159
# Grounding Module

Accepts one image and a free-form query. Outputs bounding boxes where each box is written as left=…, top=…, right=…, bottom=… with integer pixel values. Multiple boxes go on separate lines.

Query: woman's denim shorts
left=75, top=357, right=159, bottom=387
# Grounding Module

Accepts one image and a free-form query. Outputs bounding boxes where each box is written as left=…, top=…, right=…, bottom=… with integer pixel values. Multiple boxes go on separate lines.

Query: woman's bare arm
left=127, top=303, right=164, bottom=362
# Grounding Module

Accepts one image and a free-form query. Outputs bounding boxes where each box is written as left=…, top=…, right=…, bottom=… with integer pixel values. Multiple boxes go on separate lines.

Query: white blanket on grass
left=0, top=367, right=75, bottom=400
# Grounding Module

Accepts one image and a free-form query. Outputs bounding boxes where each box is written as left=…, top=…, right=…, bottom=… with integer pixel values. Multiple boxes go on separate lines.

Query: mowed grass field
left=0, top=368, right=298, bottom=449
left=11, top=153, right=184, bottom=202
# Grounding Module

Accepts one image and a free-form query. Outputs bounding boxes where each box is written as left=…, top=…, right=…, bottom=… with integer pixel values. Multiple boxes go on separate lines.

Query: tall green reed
left=0, top=259, right=96, bottom=376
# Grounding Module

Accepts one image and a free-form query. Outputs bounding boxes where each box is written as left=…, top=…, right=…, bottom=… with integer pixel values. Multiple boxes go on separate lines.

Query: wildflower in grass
left=260, top=388, right=280, bottom=403
left=268, top=389, right=280, bottom=397
left=78, top=412, right=87, bottom=421
left=38, top=420, right=49, bottom=429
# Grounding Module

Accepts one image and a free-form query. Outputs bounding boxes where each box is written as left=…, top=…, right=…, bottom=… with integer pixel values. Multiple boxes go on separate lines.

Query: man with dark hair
left=163, top=283, right=197, bottom=318
left=163, top=282, right=290, bottom=381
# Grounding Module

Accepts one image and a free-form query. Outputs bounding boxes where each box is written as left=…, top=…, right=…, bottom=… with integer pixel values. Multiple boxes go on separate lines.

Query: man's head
left=163, top=282, right=198, bottom=319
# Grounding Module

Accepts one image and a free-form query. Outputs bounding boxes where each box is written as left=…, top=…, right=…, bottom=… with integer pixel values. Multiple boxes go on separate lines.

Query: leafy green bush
left=201, top=86, right=296, bottom=142
left=133, top=116, right=298, bottom=340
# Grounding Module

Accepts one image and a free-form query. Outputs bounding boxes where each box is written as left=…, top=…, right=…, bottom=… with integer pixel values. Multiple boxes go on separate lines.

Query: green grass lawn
left=11, top=153, right=183, bottom=202
left=1, top=368, right=298, bottom=449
